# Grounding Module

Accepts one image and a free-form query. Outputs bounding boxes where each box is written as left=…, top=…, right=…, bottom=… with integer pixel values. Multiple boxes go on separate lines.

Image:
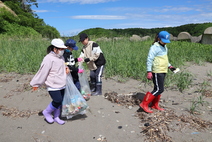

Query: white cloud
left=34, top=10, right=49, bottom=13
left=60, top=28, right=83, bottom=36
left=71, top=15, right=126, bottom=20
left=38, top=0, right=117, bottom=4
left=158, top=6, right=194, bottom=13
left=106, top=6, right=195, bottom=13
left=105, top=7, right=144, bottom=12
left=200, top=13, right=212, bottom=17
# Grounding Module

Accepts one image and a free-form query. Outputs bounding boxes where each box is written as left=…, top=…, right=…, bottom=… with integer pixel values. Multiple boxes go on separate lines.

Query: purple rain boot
left=42, top=103, right=56, bottom=124
left=54, top=106, right=65, bottom=125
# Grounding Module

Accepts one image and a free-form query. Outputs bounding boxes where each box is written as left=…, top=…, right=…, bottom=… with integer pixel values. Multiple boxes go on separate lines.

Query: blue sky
left=33, top=0, right=212, bottom=36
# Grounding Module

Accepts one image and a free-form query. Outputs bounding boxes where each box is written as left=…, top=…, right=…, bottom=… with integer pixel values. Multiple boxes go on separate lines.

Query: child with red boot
left=140, top=31, right=178, bottom=113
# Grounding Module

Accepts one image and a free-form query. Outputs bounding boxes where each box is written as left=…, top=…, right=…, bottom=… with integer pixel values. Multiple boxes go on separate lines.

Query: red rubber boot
left=150, top=95, right=164, bottom=111
left=139, top=92, right=155, bottom=113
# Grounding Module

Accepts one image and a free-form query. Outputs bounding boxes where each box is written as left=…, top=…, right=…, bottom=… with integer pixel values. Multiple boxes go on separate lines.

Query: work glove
left=84, top=58, right=90, bottom=62
left=78, top=69, right=84, bottom=73
left=147, top=72, right=153, bottom=80
left=32, top=87, right=38, bottom=91
left=77, top=58, right=83, bottom=62
left=168, top=66, right=176, bottom=72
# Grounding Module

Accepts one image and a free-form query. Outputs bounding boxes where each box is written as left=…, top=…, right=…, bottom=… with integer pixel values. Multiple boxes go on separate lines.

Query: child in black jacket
left=63, top=39, right=84, bottom=91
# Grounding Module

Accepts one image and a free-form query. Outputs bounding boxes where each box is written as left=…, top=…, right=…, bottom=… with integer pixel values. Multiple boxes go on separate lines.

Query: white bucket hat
left=51, top=38, right=67, bottom=48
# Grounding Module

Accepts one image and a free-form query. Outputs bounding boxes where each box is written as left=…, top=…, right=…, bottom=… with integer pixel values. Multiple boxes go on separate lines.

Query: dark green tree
left=1, top=0, right=61, bottom=38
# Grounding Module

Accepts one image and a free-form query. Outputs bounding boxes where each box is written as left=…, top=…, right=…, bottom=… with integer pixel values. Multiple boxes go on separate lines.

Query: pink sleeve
left=30, top=57, right=52, bottom=87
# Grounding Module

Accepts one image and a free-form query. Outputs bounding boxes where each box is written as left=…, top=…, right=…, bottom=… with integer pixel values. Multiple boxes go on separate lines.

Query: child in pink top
left=30, top=38, right=69, bottom=125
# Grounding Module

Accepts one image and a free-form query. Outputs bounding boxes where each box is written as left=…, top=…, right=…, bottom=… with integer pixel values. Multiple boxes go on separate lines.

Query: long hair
left=152, top=33, right=159, bottom=45
left=47, top=45, right=55, bottom=54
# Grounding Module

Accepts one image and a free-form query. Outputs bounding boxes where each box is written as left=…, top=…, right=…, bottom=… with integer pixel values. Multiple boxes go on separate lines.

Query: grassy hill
left=77, top=23, right=212, bottom=38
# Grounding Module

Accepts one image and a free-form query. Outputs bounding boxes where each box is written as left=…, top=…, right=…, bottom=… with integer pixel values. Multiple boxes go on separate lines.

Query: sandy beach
left=0, top=62, right=212, bottom=142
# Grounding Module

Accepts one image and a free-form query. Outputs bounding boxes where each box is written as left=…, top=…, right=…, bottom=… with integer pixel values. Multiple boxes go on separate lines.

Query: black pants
left=90, top=65, right=105, bottom=85
left=151, top=73, right=166, bottom=96
left=48, top=89, right=65, bottom=108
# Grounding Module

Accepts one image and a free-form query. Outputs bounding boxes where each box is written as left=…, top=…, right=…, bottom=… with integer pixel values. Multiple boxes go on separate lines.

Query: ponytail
left=152, top=33, right=159, bottom=45
left=47, top=45, right=55, bottom=54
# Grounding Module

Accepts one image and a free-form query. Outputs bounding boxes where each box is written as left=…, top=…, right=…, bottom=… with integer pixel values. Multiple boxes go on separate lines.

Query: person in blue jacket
left=139, top=31, right=177, bottom=113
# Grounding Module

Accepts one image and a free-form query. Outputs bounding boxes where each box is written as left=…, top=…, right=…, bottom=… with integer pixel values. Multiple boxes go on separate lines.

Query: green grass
left=0, top=37, right=49, bottom=74
left=1, top=37, right=212, bottom=91
left=190, top=95, right=209, bottom=114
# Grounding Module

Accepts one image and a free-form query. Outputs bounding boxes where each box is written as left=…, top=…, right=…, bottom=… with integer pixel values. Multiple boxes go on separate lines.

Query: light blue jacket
left=147, top=42, right=171, bottom=73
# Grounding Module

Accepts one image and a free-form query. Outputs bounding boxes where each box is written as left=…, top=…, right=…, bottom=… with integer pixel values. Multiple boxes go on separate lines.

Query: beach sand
left=0, top=62, right=212, bottom=142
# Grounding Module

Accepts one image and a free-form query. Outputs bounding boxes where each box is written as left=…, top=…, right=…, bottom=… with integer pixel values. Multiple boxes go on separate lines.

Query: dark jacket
left=63, top=50, right=79, bottom=82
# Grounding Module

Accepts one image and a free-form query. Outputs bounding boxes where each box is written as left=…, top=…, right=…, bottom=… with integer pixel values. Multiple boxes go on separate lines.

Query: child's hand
left=168, top=66, right=176, bottom=72
left=66, top=67, right=70, bottom=74
left=147, top=72, right=153, bottom=80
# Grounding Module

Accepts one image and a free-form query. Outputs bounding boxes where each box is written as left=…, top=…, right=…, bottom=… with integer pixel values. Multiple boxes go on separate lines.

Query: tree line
left=0, top=0, right=60, bottom=38
left=79, top=23, right=212, bottom=38
left=1, top=0, right=212, bottom=38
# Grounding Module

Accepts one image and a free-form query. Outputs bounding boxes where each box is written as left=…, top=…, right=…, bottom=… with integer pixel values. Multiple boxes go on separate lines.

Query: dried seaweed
left=202, top=90, right=212, bottom=97
left=104, top=91, right=140, bottom=107
left=104, top=91, right=212, bottom=142
left=0, top=105, right=41, bottom=118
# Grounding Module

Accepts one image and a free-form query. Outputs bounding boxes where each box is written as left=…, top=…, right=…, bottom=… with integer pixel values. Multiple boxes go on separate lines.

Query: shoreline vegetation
left=1, top=37, right=212, bottom=92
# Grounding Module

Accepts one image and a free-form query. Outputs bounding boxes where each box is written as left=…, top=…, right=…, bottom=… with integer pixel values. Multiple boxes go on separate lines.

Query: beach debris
left=0, top=105, right=41, bottom=118
left=191, top=132, right=200, bottom=134
left=202, top=90, right=212, bottom=97
left=104, top=91, right=212, bottom=142
left=172, top=101, right=179, bottom=105
left=137, top=109, right=212, bottom=142
left=113, top=110, right=120, bottom=113
left=128, top=106, right=133, bottom=109
left=97, top=135, right=107, bottom=142
left=144, top=123, right=150, bottom=127
left=138, top=109, right=212, bottom=142
left=104, top=91, right=140, bottom=107
left=0, top=76, right=13, bottom=82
